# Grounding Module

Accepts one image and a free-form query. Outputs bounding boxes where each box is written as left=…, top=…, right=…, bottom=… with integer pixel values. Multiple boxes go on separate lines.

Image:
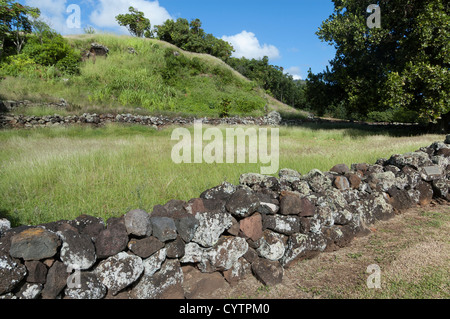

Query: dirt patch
left=209, top=201, right=450, bottom=299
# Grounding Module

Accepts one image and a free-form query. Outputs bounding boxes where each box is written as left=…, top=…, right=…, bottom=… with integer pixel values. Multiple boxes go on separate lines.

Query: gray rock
left=150, top=217, right=177, bottom=242
left=303, top=169, right=332, bottom=193
left=142, top=248, right=167, bottom=276
left=291, top=180, right=311, bottom=196
left=59, top=229, right=97, bottom=270
left=199, top=236, right=249, bottom=273
left=388, top=152, right=432, bottom=169
left=200, top=182, right=237, bottom=201
left=432, top=178, right=449, bottom=198
left=15, top=283, right=43, bottom=299
left=174, top=215, right=199, bottom=243
left=281, top=232, right=327, bottom=267
left=265, top=111, right=282, bottom=126
left=251, top=258, right=284, bottom=286
left=180, top=242, right=205, bottom=264
left=131, top=259, right=184, bottom=299
left=181, top=236, right=249, bottom=274
left=124, top=209, right=152, bottom=237
left=95, top=217, right=129, bottom=259
left=64, top=272, right=106, bottom=299
left=0, top=219, right=11, bottom=237
left=9, top=227, right=60, bottom=261
left=255, top=230, right=286, bottom=261
left=262, top=214, right=300, bottom=235
left=67, top=215, right=105, bottom=242
left=420, top=166, right=442, bottom=182
left=0, top=254, right=27, bottom=295
left=279, top=168, right=301, bottom=183
left=191, top=210, right=233, bottom=248
left=369, top=171, right=397, bottom=192
left=225, top=188, right=260, bottom=218
left=445, top=135, right=450, bottom=144
left=95, top=252, right=144, bottom=296
left=222, top=257, right=251, bottom=286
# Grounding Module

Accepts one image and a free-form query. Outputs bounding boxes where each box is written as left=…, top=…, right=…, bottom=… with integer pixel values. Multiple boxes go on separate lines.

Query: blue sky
left=20, top=0, right=337, bottom=80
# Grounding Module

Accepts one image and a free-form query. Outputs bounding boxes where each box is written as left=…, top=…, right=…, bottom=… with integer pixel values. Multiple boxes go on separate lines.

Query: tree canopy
left=154, top=18, right=234, bottom=61
left=306, top=0, right=450, bottom=123
left=115, top=6, right=152, bottom=38
left=0, top=0, right=40, bottom=56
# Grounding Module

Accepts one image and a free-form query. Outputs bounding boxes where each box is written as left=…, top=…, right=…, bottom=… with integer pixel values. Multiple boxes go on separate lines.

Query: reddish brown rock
left=279, top=194, right=302, bottom=215
left=333, top=176, right=350, bottom=190
left=251, top=258, right=284, bottom=286
left=128, top=236, right=164, bottom=259
left=330, top=163, right=350, bottom=174
left=239, top=213, right=263, bottom=241
left=298, top=198, right=315, bottom=217
left=25, top=260, right=48, bottom=284
left=346, top=173, right=362, bottom=189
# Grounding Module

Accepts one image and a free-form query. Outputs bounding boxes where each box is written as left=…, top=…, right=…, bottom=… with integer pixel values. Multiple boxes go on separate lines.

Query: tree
left=0, top=0, right=40, bottom=57
left=154, top=18, right=234, bottom=61
left=307, top=0, right=450, bottom=123
left=115, top=6, right=151, bottom=38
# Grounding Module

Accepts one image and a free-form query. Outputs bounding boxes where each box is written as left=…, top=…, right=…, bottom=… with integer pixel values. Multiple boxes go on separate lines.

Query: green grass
left=0, top=123, right=444, bottom=226
left=0, top=34, right=273, bottom=118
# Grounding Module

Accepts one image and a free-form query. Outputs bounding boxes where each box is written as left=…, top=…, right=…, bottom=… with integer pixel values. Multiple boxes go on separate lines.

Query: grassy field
left=0, top=123, right=444, bottom=226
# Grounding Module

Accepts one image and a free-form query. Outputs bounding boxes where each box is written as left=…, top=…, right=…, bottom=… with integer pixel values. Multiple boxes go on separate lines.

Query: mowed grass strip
left=0, top=123, right=445, bottom=226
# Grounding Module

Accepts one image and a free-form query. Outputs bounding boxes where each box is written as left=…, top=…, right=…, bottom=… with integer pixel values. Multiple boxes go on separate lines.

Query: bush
left=0, top=54, right=37, bottom=77
left=22, top=31, right=81, bottom=75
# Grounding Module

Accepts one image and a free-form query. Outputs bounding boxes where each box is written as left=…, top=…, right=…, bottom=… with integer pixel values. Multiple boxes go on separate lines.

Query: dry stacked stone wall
left=1, top=136, right=449, bottom=299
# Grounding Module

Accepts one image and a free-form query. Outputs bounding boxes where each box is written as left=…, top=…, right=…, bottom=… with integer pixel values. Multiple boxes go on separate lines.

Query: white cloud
left=285, top=66, right=303, bottom=80
left=24, top=0, right=78, bottom=34
left=89, top=0, right=173, bottom=33
left=222, top=31, right=280, bottom=60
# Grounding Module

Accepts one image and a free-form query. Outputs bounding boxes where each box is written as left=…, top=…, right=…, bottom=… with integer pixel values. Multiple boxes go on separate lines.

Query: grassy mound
left=0, top=34, right=272, bottom=117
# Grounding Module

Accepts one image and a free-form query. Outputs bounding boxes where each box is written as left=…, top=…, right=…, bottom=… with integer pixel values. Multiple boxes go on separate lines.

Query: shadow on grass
left=286, top=120, right=431, bottom=138
left=0, top=208, right=21, bottom=228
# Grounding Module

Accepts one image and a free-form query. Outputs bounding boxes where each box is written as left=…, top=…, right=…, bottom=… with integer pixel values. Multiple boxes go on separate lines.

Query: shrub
left=22, top=31, right=81, bottom=75
left=0, top=54, right=37, bottom=76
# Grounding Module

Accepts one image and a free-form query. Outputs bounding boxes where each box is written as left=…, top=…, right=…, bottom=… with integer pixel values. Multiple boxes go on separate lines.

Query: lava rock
left=9, top=227, right=60, bottom=261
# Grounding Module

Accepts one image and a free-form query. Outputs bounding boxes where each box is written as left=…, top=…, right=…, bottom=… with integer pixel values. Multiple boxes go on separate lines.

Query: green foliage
left=0, top=53, right=36, bottom=76
left=21, top=31, right=80, bottom=74
left=219, top=98, right=231, bottom=118
left=155, top=18, right=234, bottom=61
left=308, top=0, right=450, bottom=123
left=115, top=6, right=151, bottom=38
left=227, top=56, right=307, bottom=109
left=0, top=0, right=40, bottom=56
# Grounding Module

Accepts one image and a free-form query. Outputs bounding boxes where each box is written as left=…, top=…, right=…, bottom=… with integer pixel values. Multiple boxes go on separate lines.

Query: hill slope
left=0, top=34, right=304, bottom=118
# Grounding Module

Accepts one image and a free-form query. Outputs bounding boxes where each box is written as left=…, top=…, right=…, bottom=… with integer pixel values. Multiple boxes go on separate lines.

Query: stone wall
left=0, top=105, right=282, bottom=129
left=1, top=137, right=449, bottom=299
